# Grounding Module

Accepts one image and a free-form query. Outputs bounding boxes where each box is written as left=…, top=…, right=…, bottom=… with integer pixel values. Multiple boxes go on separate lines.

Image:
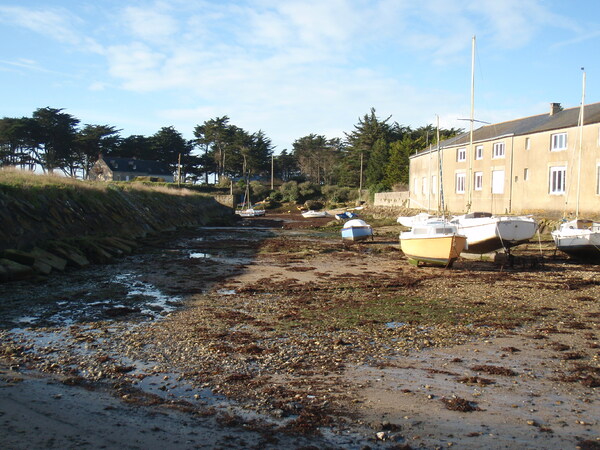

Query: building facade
left=408, top=102, right=600, bottom=218
left=89, top=156, right=175, bottom=182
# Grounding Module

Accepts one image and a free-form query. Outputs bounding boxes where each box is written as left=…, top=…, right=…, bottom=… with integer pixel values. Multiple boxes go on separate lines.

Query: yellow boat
left=400, top=220, right=467, bottom=267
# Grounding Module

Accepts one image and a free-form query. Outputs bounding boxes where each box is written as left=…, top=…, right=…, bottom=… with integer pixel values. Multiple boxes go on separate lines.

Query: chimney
left=550, top=103, right=562, bottom=115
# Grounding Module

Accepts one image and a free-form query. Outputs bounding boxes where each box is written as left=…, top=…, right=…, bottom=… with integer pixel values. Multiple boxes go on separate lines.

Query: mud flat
left=1, top=212, right=599, bottom=449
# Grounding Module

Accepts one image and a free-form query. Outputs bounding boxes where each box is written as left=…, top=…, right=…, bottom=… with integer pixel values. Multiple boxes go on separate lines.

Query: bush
left=321, top=185, right=358, bottom=204
left=298, top=181, right=320, bottom=201
left=250, top=181, right=270, bottom=201
left=279, top=181, right=300, bottom=203
left=304, top=200, right=324, bottom=210
left=269, top=190, right=284, bottom=202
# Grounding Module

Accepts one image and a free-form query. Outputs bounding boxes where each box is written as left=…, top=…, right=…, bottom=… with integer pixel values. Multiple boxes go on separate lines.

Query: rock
left=32, top=258, right=52, bottom=275
left=2, top=249, right=36, bottom=266
left=30, top=247, right=68, bottom=271
left=0, top=258, right=34, bottom=281
left=47, top=244, right=90, bottom=268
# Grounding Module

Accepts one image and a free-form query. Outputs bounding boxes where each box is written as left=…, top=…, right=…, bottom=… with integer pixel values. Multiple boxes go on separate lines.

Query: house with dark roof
left=89, top=156, right=174, bottom=182
left=408, top=102, right=600, bottom=217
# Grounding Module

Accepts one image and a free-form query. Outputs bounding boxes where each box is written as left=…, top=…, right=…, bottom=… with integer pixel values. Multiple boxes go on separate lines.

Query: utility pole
left=271, top=154, right=274, bottom=190
left=358, top=152, right=364, bottom=201
left=177, top=153, right=182, bottom=187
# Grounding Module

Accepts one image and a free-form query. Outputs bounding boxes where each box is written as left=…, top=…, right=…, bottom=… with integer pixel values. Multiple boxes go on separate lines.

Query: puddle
left=216, top=289, right=237, bottom=295
left=190, top=252, right=211, bottom=259
left=386, top=322, right=407, bottom=329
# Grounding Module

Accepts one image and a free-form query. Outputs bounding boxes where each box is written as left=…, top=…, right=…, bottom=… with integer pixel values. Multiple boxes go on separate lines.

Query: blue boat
left=341, top=219, right=373, bottom=242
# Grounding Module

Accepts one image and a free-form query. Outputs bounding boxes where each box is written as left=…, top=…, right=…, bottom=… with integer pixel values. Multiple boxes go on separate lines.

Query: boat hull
left=552, top=223, right=600, bottom=261
left=400, top=234, right=468, bottom=267
left=341, top=226, right=373, bottom=241
left=453, top=216, right=537, bottom=253
left=237, top=208, right=265, bottom=217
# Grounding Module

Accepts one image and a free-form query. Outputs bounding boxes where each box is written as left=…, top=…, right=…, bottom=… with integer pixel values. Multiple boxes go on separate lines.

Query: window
left=431, top=175, right=437, bottom=194
left=413, top=177, right=418, bottom=195
left=475, top=145, right=483, bottom=160
left=422, top=177, right=427, bottom=194
left=493, top=142, right=505, bottom=158
left=456, top=173, right=466, bottom=193
left=551, top=133, right=567, bottom=151
left=474, top=172, right=483, bottom=191
left=525, top=138, right=530, bottom=150
left=549, top=166, right=566, bottom=194
left=524, top=168, right=529, bottom=181
left=492, top=170, right=505, bottom=194
left=457, top=147, right=466, bottom=162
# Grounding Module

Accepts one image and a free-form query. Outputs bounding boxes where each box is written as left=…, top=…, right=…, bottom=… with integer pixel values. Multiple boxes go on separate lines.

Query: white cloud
left=121, top=5, right=179, bottom=44
left=0, top=5, right=82, bottom=43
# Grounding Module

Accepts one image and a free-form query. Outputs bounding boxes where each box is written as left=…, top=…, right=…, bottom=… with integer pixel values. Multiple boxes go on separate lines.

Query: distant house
left=408, top=102, right=600, bottom=217
left=89, top=156, right=174, bottom=182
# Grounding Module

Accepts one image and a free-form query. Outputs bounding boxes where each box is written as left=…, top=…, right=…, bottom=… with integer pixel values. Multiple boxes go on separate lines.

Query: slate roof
left=416, top=102, right=600, bottom=154
left=102, top=157, right=172, bottom=175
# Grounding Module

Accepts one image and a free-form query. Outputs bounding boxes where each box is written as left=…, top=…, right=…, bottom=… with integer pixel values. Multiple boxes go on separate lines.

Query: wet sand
left=0, top=211, right=598, bottom=449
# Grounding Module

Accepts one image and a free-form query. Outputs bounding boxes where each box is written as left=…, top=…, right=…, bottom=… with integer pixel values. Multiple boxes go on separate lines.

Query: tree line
left=0, top=106, right=461, bottom=192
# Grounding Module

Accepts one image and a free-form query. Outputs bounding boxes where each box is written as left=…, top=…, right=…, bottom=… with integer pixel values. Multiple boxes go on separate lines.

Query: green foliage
left=279, top=181, right=300, bottom=203
left=321, top=185, right=356, bottom=203
left=297, top=181, right=320, bottom=201
left=249, top=180, right=270, bottom=200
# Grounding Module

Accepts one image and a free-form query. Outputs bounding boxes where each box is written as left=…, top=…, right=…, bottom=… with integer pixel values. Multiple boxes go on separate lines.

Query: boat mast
left=467, top=35, right=475, bottom=213
left=437, top=115, right=445, bottom=217
left=575, top=68, right=585, bottom=218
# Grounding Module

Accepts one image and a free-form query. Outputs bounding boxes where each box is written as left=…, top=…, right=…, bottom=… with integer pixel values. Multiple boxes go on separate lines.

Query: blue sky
left=1, top=0, right=599, bottom=153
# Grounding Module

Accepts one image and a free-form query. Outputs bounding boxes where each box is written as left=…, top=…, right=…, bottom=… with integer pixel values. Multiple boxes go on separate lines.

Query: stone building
left=89, top=156, right=174, bottom=182
left=408, top=102, right=600, bottom=217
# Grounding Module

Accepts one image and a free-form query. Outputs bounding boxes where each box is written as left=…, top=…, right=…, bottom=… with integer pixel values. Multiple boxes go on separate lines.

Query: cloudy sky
left=1, top=0, right=599, bottom=153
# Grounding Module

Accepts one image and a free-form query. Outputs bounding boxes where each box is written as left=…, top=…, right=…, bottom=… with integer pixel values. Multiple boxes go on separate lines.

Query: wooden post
left=271, top=154, right=274, bottom=190
left=177, top=153, right=181, bottom=187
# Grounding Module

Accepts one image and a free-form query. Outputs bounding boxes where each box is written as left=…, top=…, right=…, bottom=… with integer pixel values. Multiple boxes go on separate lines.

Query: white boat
left=552, top=219, right=600, bottom=260
left=400, top=219, right=467, bottom=267
left=450, top=212, right=537, bottom=254
left=397, top=212, right=436, bottom=228
left=551, top=71, right=600, bottom=261
left=237, top=207, right=265, bottom=217
left=236, top=164, right=265, bottom=217
left=302, top=210, right=331, bottom=218
left=341, top=219, right=373, bottom=242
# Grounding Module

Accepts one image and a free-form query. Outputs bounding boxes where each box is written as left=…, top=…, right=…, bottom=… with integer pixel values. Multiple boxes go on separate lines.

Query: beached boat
left=302, top=210, right=331, bottom=218
left=335, top=211, right=358, bottom=220
left=551, top=71, right=600, bottom=261
left=400, top=219, right=467, bottom=267
left=236, top=166, right=265, bottom=217
left=552, top=219, right=600, bottom=260
left=450, top=212, right=537, bottom=254
left=237, top=207, right=265, bottom=217
left=400, top=116, right=467, bottom=267
left=341, top=219, right=373, bottom=242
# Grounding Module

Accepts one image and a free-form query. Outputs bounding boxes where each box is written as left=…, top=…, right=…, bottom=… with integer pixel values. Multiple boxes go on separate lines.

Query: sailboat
left=236, top=182, right=265, bottom=217
left=551, top=70, right=600, bottom=260
left=400, top=117, right=468, bottom=267
left=236, top=157, right=265, bottom=217
left=450, top=35, right=537, bottom=254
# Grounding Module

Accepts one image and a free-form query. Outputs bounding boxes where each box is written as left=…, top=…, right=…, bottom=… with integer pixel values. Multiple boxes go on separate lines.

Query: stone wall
left=0, top=182, right=235, bottom=282
left=373, top=191, right=410, bottom=208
